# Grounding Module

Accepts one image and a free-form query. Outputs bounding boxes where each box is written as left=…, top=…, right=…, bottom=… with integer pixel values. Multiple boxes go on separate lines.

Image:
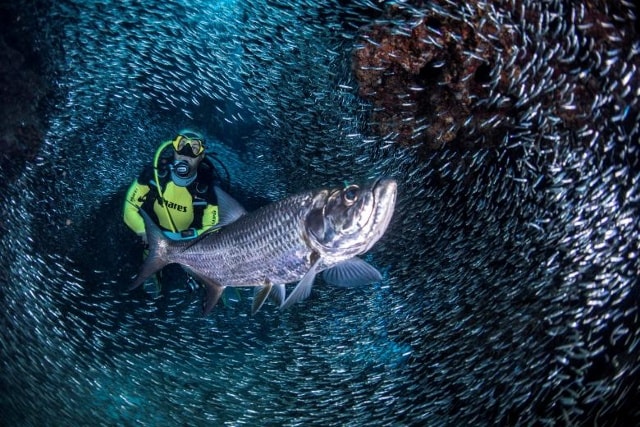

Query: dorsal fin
left=214, top=185, right=247, bottom=227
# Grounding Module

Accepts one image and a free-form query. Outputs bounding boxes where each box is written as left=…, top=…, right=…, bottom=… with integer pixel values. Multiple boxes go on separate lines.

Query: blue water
left=1, top=1, right=639, bottom=425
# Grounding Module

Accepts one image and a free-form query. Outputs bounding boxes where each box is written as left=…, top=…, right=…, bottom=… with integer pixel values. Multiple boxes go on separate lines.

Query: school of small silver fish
left=1, top=0, right=638, bottom=425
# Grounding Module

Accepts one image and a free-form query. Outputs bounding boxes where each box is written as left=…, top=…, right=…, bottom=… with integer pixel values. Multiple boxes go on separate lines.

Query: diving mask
left=172, top=133, right=205, bottom=157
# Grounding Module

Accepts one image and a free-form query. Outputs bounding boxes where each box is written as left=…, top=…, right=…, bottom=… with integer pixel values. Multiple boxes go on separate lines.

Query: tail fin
left=128, top=210, right=172, bottom=291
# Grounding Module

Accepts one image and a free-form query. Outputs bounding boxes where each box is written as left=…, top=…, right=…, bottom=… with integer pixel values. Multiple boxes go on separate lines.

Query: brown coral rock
left=353, top=1, right=639, bottom=155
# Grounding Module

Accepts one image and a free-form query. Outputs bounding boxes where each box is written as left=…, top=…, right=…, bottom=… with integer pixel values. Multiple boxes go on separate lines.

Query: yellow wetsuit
left=123, top=149, right=219, bottom=238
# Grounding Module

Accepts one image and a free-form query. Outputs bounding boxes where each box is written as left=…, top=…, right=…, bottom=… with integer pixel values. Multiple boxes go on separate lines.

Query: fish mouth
left=371, top=178, right=397, bottom=235
left=373, top=178, right=397, bottom=202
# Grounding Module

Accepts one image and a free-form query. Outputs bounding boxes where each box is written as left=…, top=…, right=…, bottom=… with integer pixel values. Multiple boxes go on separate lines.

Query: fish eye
left=343, top=185, right=359, bottom=204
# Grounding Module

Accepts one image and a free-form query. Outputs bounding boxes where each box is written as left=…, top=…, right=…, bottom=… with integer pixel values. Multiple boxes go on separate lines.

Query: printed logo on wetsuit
left=164, top=199, right=187, bottom=212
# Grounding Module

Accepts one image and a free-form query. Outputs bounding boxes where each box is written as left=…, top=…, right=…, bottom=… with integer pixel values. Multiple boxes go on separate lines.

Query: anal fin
left=251, top=281, right=273, bottom=315
left=192, top=273, right=226, bottom=316
left=270, top=284, right=286, bottom=308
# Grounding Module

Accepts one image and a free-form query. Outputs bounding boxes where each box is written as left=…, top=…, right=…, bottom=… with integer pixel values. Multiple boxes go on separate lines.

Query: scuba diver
left=123, top=129, right=230, bottom=295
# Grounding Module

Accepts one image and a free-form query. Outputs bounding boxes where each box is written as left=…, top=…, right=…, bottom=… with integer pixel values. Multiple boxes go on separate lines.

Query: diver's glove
left=162, top=229, right=198, bottom=241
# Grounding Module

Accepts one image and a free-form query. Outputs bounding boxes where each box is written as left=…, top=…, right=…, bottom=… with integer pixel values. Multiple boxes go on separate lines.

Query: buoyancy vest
left=141, top=150, right=218, bottom=232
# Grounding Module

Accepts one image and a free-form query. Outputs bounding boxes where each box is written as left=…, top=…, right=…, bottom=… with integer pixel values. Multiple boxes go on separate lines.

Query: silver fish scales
left=182, top=192, right=318, bottom=285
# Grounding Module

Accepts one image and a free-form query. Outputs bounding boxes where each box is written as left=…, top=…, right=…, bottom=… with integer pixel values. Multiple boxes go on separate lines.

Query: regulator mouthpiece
left=173, top=160, right=191, bottom=178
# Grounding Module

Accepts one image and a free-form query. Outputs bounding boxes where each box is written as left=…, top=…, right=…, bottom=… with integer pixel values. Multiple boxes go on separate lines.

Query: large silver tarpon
left=129, top=179, right=397, bottom=315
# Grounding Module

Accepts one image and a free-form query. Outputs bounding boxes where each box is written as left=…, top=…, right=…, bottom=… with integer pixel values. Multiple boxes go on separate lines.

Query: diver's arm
left=123, top=179, right=151, bottom=237
left=195, top=204, right=220, bottom=235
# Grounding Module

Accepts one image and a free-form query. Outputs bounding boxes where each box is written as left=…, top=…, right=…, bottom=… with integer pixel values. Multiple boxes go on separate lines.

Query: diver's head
left=171, top=130, right=205, bottom=186
left=172, top=130, right=205, bottom=158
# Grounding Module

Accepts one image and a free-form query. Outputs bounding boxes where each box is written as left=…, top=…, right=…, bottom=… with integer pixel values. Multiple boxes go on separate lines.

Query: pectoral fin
left=321, top=257, right=382, bottom=288
left=281, top=257, right=320, bottom=310
left=252, top=281, right=273, bottom=315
